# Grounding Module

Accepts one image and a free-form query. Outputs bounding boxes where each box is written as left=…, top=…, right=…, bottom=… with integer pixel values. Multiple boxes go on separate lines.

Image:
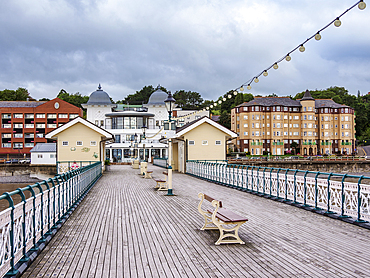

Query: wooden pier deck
left=22, top=165, right=370, bottom=277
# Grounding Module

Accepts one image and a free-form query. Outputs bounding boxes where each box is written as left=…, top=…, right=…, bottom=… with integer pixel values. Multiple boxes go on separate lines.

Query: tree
left=0, top=87, right=33, bottom=101
left=57, top=89, right=89, bottom=109
left=218, top=110, right=231, bottom=129
left=290, top=141, right=298, bottom=155
left=243, top=93, right=254, bottom=102
left=173, top=90, right=203, bottom=110
left=121, top=85, right=164, bottom=105
left=234, top=93, right=244, bottom=107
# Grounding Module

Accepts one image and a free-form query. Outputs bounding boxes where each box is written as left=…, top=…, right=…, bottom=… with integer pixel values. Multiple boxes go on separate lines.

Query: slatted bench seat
left=198, top=192, right=248, bottom=245
left=143, top=170, right=153, bottom=179
left=153, top=172, right=168, bottom=191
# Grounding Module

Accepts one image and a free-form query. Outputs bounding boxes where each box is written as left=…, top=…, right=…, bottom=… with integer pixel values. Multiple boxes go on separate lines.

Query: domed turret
left=147, top=86, right=168, bottom=105
left=86, top=84, right=112, bottom=105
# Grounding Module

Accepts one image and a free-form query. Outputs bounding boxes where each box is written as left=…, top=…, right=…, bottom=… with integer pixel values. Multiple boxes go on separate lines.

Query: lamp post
left=134, top=133, right=138, bottom=159
left=164, top=91, right=176, bottom=196
left=141, top=124, right=147, bottom=162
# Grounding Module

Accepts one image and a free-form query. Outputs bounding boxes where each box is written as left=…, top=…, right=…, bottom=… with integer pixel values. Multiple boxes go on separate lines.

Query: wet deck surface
left=22, top=165, right=370, bottom=277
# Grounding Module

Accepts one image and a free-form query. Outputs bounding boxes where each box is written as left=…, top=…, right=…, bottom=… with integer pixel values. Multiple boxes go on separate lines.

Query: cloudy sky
left=1, top=0, right=369, bottom=102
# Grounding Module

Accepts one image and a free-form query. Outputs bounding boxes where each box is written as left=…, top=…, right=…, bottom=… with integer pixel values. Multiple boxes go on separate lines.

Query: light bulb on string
left=359, top=1, right=366, bottom=10
left=223, top=98, right=226, bottom=101
left=334, top=17, right=341, bottom=27
left=218, top=100, right=222, bottom=104
left=254, top=77, right=259, bottom=83
left=214, top=102, right=217, bottom=106
left=263, top=71, right=268, bottom=77
left=210, top=105, right=213, bottom=108
left=273, top=63, right=278, bottom=70
left=299, top=45, right=305, bottom=52
left=315, top=32, right=321, bottom=41
left=240, top=86, right=244, bottom=91
left=206, top=107, right=209, bottom=110
left=228, top=94, right=232, bottom=98
left=233, top=91, right=238, bottom=95
left=286, top=54, right=291, bottom=61
left=247, top=84, right=251, bottom=90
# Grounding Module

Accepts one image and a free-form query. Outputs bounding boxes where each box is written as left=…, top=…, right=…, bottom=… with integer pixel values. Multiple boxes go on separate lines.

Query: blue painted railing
left=186, top=160, right=370, bottom=224
left=0, top=161, right=102, bottom=277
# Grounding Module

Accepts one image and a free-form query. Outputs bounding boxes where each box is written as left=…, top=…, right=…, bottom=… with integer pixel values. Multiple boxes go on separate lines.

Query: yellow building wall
left=184, top=122, right=228, bottom=161
left=56, top=122, right=103, bottom=162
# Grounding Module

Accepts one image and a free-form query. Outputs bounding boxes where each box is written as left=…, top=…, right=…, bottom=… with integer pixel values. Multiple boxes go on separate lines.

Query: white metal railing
left=186, top=160, right=370, bottom=223
left=0, top=162, right=102, bottom=277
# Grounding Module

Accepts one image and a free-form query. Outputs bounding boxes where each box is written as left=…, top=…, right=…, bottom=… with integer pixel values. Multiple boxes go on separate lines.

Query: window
left=76, top=141, right=83, bottom=146
left=244, top=132, right=248, bottom=135
left=115, top=135, right=120, bottom=143
left=25, top=114, right=34, bottom=119
left=244, top=116, right=248, bottom=120
left=58, top=114, right=68, bottom=118
left=50, top=154, right=56, bottom=158
left=2, top=114, right=11, bottom=119
left=62, top=141, right=69, bottom=146
left=36, top=114, right=45, bottom=118
left=47, top=114, right=57, bottom=119
left=38, top=154, right=43, bottom=159
left=90, top=141, right=97, bottom=146
left=215, top=140, right=221, bottom=145
left=243, top=140, right=248, bottom=144
left=293, top=132, right=299, bottom=136
left=13, top=143, right=23, bottom=149
left=255, top=131, right=260, bottom=136
left=189, top=140, right=195, bottom=145
left=70, top=114, right=79, bottom=119
left=13, top=113, right=23, bottom=118
left=244, top=124, right=248, bottom=127
left=202, top=140, right=208, bottom=145
left=294, top=116, right=299, bottom=120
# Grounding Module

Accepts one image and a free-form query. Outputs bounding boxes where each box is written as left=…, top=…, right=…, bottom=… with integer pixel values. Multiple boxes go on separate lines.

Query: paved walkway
left=22, top=165, right=370, bottom=277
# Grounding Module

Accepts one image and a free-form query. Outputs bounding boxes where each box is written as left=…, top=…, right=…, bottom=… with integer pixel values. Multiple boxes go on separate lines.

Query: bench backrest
left=163, top=171, right=168, bottom=176
left=203, top=193, right=222, bottom=208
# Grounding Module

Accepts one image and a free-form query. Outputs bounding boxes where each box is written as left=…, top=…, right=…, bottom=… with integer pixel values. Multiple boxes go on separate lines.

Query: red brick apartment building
left=0, top=98, right=83, bottom=157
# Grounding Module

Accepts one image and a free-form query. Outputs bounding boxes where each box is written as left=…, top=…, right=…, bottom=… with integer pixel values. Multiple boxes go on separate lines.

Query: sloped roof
left=315, top=99, right=349, bottom=109
left=45, top=117, right=114, bottom=141
left=0, top=101, right=46, bottom=108
left=236, top=97, right=301, bottom=107
left=30, top=143, right=56, bottom=153
left=175, top=116, right=237, bottom=138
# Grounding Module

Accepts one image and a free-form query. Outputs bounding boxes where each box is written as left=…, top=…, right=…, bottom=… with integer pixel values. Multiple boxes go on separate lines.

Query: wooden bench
left=153, top=172, right=168, bottom=191
left=143, top=170, right=153, bottom=179
left=198, top=192, right=248, bottom=245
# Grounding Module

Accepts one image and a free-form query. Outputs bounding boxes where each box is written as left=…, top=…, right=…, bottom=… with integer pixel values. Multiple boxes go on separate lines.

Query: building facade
left=231, top=91, right=356, bottom=156
left=0, top=98, right=83, bottom=157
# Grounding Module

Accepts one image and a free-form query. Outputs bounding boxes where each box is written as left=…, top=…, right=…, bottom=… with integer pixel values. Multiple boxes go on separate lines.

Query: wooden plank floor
left=22, top=165, right=370, bottom=277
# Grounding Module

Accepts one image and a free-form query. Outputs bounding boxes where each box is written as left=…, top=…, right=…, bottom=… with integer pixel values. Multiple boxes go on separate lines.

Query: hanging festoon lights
left=203, top=0, right=365, bottom=112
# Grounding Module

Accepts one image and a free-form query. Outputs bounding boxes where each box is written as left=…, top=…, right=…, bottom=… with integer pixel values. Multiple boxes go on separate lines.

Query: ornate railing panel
left=0, top=161, right=102, bottom=277
left=186, top=160, right=370, bottom=224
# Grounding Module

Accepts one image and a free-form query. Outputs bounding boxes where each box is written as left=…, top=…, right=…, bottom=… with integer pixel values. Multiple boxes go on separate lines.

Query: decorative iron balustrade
left=153, top=158, right=168, bottom=168
left=186, top=160, right=370, bottom=223
left=57, top=161, right=99, bottom=174
left=0, top=161, right=102, bottom=277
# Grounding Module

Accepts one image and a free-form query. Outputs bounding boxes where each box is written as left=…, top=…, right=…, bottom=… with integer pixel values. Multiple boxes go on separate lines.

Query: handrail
left=185, top=160, right=370, bottom=225
left=0, top=161, right=102, bottom=277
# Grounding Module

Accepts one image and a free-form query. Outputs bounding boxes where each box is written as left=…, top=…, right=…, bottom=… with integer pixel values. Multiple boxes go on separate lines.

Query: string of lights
left=173, top=0, right=366, bottom=121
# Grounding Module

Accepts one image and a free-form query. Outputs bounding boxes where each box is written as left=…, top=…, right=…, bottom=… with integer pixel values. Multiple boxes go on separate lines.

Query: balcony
left=302, top=142, right=316, bottom=145
left=272, top=142, right=284, bottom=145
left=341, top=142, right=352, bottom=145
left=321, top=142, right=331, bottom=145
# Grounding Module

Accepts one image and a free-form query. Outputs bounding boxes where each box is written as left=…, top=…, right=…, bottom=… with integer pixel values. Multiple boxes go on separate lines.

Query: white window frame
left=202, top=140, right=208, bottom=145
left=215, top=140, right=222, bottom=145
left=189, top=140, right=195, bottom=146
left=62, top=141, right=69, bottom=146
left=76, top=141, right=83, bottom=146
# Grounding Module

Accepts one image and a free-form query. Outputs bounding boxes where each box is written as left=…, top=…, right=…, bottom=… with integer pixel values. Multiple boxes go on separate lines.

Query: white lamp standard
left=164, top=91, right=176, bottom=196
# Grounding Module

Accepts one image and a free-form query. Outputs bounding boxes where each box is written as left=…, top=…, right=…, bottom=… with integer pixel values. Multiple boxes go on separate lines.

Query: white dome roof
left=86, top=84, right=112, bottom=105
left=147, top=88, right=168, bottom=105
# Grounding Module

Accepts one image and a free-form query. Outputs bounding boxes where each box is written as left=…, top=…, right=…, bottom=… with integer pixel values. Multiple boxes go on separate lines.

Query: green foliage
left=0, top=87, right=32, bottom=101
left=57, top=89, right=89, bottom=109
left=174, top=90, right=203, bottom=110
left=218, top=110, right=231, bottom=129
left=122, top=85, right=163, bottom=105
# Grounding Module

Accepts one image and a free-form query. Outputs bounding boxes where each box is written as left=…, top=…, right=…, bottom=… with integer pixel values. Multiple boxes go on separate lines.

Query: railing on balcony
left=186, top=160, right=370, bottom=224
left=341, top=142, right=352, bottom=145
left=0, top=162, right=102, bottom=277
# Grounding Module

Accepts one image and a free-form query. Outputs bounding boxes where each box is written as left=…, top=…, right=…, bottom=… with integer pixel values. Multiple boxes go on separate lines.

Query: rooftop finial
left=98, top=84, right=102, bottom=90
